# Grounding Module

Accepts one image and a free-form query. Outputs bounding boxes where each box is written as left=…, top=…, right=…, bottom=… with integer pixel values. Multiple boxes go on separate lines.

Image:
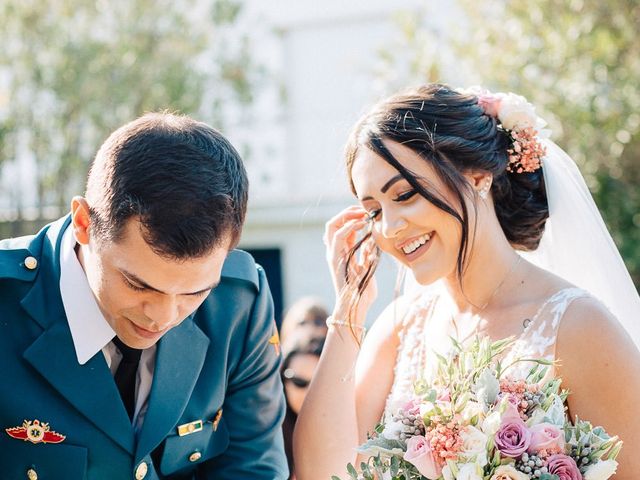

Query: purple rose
left=546, top=454, right=582, bottom=480
left=494, top=416, right=531, bottom=458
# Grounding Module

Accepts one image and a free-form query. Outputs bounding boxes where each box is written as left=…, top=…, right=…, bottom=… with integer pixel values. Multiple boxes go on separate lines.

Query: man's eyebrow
left=360, top=174, right=404, bottom=201
left=120, top=269, right=219, bottom=295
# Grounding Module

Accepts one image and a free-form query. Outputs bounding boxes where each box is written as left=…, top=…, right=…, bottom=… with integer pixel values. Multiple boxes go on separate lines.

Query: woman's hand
left=323, top=206, right=378, bottom=323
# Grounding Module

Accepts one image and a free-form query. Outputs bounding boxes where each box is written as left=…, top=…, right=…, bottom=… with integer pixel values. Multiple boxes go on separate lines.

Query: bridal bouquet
left=336, top=337, right=622, bottom=480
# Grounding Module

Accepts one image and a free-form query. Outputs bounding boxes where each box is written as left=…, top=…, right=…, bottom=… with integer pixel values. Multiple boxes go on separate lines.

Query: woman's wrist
left=326, top=316, right=367, bottom=346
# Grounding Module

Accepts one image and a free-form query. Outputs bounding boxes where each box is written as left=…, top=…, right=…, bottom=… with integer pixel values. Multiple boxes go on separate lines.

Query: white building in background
left=228, top=0, right=439, bottom=322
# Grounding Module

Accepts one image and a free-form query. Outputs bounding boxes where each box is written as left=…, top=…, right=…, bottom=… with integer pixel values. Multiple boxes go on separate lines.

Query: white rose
left=441, top=464, right=455, bottom=480
left=584, top=460, right=619, bottom=480
left=489, top=464, right=529, bottom=480
left=497, top=93, right=538, bottom=130
left=457, top=463, right=483, bottom=480
left=481, top=410, right=502, bottom=436
left=459, top=426, right=489, bottom=467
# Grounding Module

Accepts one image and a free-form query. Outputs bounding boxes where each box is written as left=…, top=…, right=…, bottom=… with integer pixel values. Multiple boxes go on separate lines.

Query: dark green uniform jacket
left=0, top=217, right=288, bottom=479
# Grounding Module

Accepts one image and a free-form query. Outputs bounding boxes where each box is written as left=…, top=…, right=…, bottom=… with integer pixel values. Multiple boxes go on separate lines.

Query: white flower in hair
left=497, top=93, right=538, bottom=130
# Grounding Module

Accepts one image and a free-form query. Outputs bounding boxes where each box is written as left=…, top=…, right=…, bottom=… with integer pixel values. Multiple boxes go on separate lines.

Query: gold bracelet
left=326, top=316, right=367, bottom=333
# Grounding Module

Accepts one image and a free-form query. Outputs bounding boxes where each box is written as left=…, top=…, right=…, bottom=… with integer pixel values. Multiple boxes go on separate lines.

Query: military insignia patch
left=268, top=327, right=281, bottom=356
left=6, top=419, right=66, bottom=444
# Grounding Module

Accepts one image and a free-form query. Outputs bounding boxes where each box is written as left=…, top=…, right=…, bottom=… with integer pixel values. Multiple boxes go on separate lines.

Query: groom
left=0, top=113, right=288, bottom=479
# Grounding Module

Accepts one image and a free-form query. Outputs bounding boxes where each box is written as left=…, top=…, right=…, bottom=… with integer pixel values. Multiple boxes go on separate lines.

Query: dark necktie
left=112, top=337, right=143, bottom=421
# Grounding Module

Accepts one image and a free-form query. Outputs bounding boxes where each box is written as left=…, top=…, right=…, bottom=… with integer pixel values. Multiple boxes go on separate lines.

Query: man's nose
left=142, top=295, right=180, bottom=331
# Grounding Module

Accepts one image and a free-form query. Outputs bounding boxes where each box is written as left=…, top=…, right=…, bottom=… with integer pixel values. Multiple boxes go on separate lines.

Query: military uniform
left=0, top=217, right=288, bottom=479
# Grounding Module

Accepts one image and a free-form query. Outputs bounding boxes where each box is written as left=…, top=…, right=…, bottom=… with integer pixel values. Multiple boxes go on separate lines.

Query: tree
left=0, top=0, right=259, bottom=228
left=377, top=0, right=640, bottom=286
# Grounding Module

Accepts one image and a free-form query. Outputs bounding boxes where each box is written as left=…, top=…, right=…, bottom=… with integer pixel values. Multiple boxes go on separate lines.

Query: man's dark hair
left=86, top=112, right=248, bottom=258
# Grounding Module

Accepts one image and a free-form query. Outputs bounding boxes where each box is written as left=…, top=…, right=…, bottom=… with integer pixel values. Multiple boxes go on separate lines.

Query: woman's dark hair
left=86, top=112, right=248, bottom=258
left=344, top=83, right=548, bottom=311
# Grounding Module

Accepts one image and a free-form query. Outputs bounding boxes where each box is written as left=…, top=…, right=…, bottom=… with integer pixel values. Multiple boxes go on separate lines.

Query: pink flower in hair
left=478, top=93, right=503, bottom=118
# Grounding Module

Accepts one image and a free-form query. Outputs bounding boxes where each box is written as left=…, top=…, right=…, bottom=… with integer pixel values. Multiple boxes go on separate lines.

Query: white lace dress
left=383, top=287, right=591, bottom=417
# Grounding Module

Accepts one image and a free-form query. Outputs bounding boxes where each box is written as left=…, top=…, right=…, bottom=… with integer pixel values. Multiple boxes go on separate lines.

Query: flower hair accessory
left=471, top=88, right=549, bottom=174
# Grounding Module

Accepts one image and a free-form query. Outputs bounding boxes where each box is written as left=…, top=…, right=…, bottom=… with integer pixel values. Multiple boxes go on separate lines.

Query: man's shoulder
left=220, top=249, right=262, bottom=291
left=0, top=234, right=40, bottom=283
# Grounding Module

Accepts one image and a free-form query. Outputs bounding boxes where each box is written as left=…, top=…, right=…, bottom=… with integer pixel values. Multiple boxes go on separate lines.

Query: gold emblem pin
left=6, top=419, right=65, bottom=444
left=268, top=328, right=281, bottom=356
left=177, top=420, right=203, bottom=437
left=212, top=409, right=223, bottom=431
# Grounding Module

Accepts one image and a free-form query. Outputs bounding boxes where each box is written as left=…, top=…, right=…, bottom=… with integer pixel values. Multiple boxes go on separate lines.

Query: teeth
left=402, top=233, right=431, bottom=254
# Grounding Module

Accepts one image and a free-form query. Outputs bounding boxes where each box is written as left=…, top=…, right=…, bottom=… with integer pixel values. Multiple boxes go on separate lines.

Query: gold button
left=135, top=462, right=148, bottom=480
left=189, top=451, right=202, bottom=462
left=24, top=256, right=38, bottom=270
left=27, top=469, right=38, bottom=480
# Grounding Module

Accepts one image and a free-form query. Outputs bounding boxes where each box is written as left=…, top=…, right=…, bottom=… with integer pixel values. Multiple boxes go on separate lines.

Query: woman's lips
left=402, top=232, right=435, bottom=263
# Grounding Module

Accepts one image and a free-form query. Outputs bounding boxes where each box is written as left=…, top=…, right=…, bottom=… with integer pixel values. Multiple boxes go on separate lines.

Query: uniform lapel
left=23, top=313, right=135, bottom=453
left=135, top=317, right=209, bottom=463
left=20, top=220, right=135, bottom=454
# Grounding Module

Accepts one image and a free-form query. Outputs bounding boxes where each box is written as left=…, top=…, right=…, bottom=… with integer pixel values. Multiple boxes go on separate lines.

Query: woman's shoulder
left=366, top=287, right=440, bottom=342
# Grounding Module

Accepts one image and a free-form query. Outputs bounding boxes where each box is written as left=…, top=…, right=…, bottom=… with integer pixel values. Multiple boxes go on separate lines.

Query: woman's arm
left=293, top=299, right=402, bottom=480
left=293, top=206, right=404, bottom=479
left=556, top=297, right=640, bottom=479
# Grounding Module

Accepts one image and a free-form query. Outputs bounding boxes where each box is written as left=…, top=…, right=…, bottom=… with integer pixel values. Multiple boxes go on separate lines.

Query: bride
left=294, top=84, right=640, bottom=478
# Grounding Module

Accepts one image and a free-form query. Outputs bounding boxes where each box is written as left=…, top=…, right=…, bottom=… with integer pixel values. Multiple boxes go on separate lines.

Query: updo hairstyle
left=344, top=83, right=548, bottom=294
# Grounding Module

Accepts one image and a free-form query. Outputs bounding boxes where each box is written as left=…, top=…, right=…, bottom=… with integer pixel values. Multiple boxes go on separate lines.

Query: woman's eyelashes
left=393, top=189, right=417, bottom=202
left=366, top=190, right=417, bottom=222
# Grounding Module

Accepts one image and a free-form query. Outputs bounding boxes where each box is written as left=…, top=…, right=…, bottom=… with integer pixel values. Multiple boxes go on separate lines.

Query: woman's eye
left=394, top=190, right=417, bottom=202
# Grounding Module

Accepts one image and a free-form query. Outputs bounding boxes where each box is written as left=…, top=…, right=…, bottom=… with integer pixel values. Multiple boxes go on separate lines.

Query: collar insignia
left=6, top=419, right=66, bottom=444
left=269, top=327, right=281, bottom=356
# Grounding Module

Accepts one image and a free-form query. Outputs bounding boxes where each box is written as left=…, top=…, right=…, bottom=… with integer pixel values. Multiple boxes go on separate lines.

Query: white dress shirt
left=59, top=226, right=156, bottom=431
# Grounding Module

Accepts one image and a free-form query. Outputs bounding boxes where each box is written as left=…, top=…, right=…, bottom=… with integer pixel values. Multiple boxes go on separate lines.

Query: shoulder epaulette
left=0, top=243, right=39, bottom=282
left=221, top=249, right=260, bottom=290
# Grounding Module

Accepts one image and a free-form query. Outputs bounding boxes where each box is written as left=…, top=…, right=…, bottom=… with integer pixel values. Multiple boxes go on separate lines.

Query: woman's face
left=351, top=140, right=466, bottom=285
left=283, top=353, right=319, bottom=414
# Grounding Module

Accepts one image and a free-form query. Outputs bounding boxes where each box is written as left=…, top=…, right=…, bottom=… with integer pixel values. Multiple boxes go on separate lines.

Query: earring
left=479, top=177, right=492, bottom=200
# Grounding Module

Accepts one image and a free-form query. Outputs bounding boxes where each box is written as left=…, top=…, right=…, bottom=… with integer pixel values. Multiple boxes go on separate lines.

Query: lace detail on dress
left=384, top=287, right=591, bottom=417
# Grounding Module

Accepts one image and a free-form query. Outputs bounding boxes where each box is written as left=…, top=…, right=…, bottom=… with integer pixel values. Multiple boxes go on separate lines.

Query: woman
left=294, top=84, right=640, bottom=478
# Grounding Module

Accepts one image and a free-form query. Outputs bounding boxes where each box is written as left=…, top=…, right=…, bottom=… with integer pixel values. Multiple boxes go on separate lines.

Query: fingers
left=323, top=206, right=367, bottom=245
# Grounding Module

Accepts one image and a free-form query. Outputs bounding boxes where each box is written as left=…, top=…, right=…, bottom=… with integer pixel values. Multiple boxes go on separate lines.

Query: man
left=0, top=113, right=288, bottom=479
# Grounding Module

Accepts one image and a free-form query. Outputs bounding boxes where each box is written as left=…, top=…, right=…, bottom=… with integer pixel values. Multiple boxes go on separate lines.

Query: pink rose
left=478, top=93, right=503, bottom=118
left=546, top=454, right=582, bottom=480
left=494, top=415, right=531, bottom=458
left=529, top=423, right=565, bottom=454
left=403, top=435, right=442, bottom=480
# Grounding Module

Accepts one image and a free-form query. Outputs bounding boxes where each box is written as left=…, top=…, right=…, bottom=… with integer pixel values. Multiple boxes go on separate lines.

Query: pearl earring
left=479, top=178, right=491, bottom=199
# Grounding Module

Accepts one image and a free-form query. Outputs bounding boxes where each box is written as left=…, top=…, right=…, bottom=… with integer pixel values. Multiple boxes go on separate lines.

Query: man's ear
left=70, top=196, right=92, bottom=245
